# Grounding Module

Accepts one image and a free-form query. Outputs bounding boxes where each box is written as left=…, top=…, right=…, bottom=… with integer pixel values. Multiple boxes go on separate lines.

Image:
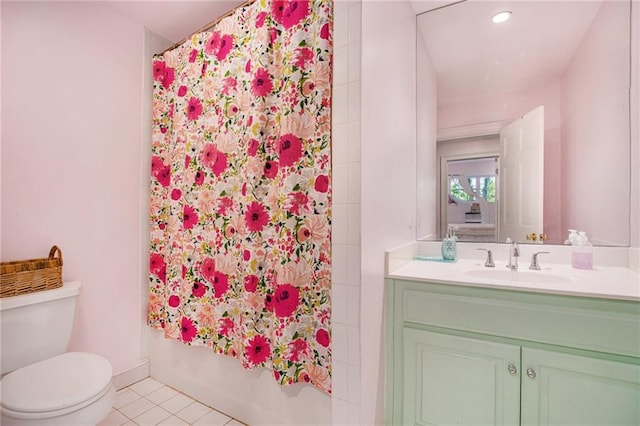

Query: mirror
left=416, top=0, right=632, bottom=246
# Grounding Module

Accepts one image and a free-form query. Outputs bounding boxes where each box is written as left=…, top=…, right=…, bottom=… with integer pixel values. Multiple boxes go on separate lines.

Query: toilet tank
left=0, top=281, right=81, bottom=375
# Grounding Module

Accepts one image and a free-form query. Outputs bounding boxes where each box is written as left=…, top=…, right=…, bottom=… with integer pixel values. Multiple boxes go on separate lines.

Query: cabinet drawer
left=402, top=284, right=640, bottom=357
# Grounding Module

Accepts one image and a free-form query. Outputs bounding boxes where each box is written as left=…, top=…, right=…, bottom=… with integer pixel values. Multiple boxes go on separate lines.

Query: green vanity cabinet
left=385, top=278, right=640, bottom=426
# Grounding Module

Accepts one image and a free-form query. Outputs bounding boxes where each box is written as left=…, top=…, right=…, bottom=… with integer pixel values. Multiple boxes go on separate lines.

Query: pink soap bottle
left=572, top=231, right=593, bottom=270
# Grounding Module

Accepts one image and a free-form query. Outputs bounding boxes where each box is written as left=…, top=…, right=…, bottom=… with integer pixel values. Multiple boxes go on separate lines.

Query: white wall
left=561, top=0, right=631, bottom=246
left=361, top=1, right=417, bottom=424
left=1, top=1, right=148, bottom=377
left=631, top=0, right=639, bottom=248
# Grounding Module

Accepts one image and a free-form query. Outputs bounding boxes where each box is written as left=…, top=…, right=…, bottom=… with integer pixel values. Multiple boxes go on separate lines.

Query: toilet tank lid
left=0, top=352, right=112, bottom=413
left=0, top=281, right=81, bottom=311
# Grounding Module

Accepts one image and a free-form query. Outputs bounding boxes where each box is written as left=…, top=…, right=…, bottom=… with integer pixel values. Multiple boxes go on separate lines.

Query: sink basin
left=465, top=269, right=573, bottom=285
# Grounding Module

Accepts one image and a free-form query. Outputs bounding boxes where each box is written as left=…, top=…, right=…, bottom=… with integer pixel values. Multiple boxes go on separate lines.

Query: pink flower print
left=320, top=22, right=330, bottom=40
left=247, top=139, right=259, bottom=157
left=156, top=165, right=171, bottom=187
left=201, top=144, right=228, bottom=176
left=180, top=317, right=198, bottom=343
left=251, top=68, right=273, bottom=97
left=297, top=226, right=311, bottom=243
left=168, top=295, right=180, bottom=308
left=226, top=104, right=239, bottom=117
left=200, top=257, right=216, bottom=282
left=244, top=275, right=258, bottom=293
left=192, top=281, right=206, bottom=298
left=245, top=334, right=271, bottom=365
left=243, top=250, right=251, bottom=261
left=205, top=31, right=234, bottom=62
left=256, top=11, right=267, bottom=28
left=278, top=134, right=303, bottom=167
left=151, top=156, right=164, bottom=174
left=151, top=156, right=170, bottom=187
left=285, top=338, right=309, bottom=362
left=178, top=85, right=188, bottom=97
left=286, top=191, right=309, bottom=215
left=216, top=196, right=233, bottom=216
left=271, top=0, right=310, bottom=30
left=314, top=174, right=329, bottom=193
left=185, top=155, right=192, bottom=168
left=316, top=328, right=330, bottom=347
left=245, top=201, right=269, bottom=232
left=221, top=77, right=237, bottom=95
left=189, top=49, right=198, bottom=63
left=293, top=47, right=313, bottom=69
left=149, top=253, right=166, bottom=283
left=183, top=205, right=198, bottom=230
left=263, top=160, right=279, bottom=179
left=212, top=271, right=229, bottom=298
left=171, top=188, right=182, bottom=200
left=217, top=317, right=234, bottom=337
left=273, top=284, right=300, bottom=318
left=187, top=97, right=203, bottom=121
left=302, top=80, right=315, bottom=97
left=162, top=67, right=175, bottom=89
left=152, top=60, right=166, bottom=81
left=224, top=225, right=236, bottom=239
left=194, top=170, right=205, bottom=185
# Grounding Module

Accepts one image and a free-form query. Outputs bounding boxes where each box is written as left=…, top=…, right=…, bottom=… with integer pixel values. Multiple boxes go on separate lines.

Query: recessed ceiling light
left=492, top=11, right=512, bottom=24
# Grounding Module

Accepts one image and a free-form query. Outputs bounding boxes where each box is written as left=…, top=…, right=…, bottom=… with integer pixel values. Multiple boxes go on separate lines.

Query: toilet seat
left=1, top=352, right=113, bottom=419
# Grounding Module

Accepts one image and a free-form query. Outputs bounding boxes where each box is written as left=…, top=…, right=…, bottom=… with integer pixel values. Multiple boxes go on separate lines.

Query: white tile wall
left=331, top=1, right=362, bottom=424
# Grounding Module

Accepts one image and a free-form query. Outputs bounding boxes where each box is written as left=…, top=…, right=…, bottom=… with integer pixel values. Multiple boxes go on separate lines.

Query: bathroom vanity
left=385, top=246, right=640, bottom=425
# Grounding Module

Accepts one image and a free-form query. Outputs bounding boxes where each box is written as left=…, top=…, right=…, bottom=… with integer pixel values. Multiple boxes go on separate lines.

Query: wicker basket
left=0, top=246, right=63, bottom=298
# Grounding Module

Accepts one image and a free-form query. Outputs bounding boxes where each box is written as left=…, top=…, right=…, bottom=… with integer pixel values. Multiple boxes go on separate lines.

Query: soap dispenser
left=441, top=227, right=457, bottom=261
left=572, top=231, right=593, bottom=270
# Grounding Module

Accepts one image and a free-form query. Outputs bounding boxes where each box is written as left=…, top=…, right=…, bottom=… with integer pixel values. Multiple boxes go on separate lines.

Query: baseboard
left=112, top=358, right=150, bottom=390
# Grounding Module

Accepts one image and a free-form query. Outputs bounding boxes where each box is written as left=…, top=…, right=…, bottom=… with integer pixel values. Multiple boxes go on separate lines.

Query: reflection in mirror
left=416, top=0, right=632, bottom=246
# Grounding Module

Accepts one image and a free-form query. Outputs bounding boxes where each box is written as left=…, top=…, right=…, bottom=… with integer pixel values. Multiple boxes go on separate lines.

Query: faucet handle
left=529, top=251, right=550, bottom=270
left=477, top=248, right=495, bottom=267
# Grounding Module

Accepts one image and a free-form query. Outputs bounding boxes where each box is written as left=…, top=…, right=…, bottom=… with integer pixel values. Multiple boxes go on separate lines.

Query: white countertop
left=388, top=258, right=640, bottom=301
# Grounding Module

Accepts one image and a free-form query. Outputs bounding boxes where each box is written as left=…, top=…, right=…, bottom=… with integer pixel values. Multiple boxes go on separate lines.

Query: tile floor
left=98, top=378, right=247, bottom=426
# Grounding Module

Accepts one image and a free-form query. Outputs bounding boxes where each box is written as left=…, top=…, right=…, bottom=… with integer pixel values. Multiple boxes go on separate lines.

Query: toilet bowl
left=1, top=352, right=115, bottom=426
left=0, top=282, right=115, bottom=425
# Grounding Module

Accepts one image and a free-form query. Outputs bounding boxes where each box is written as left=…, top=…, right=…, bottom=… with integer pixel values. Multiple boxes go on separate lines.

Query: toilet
left=0, top=281, right=115, bottom=425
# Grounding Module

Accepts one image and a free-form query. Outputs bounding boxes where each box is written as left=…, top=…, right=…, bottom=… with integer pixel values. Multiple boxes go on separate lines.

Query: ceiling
left=414, top=0, right=604, bottom=107
left=104, top=1, right=246, bottom=43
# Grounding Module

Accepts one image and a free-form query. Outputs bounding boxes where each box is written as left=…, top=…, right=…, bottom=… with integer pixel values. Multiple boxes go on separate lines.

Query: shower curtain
left=148, top=0, right=333, bottom=393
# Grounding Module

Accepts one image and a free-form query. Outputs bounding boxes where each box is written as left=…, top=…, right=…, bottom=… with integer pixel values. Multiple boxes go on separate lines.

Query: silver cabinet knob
left=526, top=368, right=537, bottom=379
left=507, top=364, right=518, bottom=375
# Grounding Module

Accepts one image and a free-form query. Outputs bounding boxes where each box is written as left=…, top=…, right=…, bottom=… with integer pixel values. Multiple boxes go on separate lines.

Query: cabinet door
left=403, top=328, right=521, bottom=426
left=521, top=348, right=640, bottom=425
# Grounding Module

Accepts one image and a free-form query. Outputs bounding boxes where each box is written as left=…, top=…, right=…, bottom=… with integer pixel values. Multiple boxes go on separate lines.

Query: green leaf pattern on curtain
left=148, top=0, right=333, bottom=393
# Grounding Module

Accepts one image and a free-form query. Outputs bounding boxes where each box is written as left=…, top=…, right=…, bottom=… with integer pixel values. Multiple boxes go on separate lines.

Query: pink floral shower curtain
left=148, top=0, right=333, bottom=392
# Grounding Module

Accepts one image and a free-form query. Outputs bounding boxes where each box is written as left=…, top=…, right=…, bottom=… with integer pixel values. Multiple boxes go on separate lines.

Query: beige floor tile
left=157, top=415, right=189, bottom=426
left=133, top=405, right=172, bottom=426
left=175, top=401, right=212, bottom=424
left=114, top=389, right=143, bottom=410
left=130, top=378, right=165, bottom=396
left=146, top=386, right=180, bottom=405
left=119, top=397, right=155, bottom=419
left=160, top=393, right=197, bottom=414
left=193, top=409, right=232, bottom=426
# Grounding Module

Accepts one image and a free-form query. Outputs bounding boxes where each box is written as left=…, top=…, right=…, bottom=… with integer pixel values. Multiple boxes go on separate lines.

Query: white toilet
left=0, top=281, right=115, bottom=425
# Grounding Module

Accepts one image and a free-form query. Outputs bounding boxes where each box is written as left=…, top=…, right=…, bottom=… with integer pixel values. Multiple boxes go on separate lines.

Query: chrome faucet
left=529, top=251, right=550, bottom=270
left=506, top=238, right=519, bottom=270
left=477, top=248, right=495, bottom=267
